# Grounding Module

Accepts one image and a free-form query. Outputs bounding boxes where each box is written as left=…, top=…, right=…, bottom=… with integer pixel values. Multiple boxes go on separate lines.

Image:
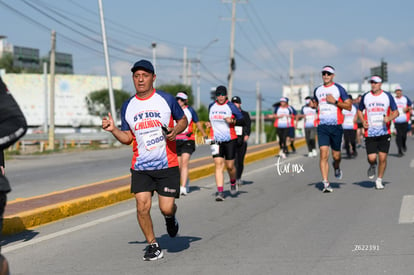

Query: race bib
left=320, top=107, right=332, bottom=116
left=143, top=128, right=166, bottom=151
left=278, top=116, right=288, bottom=123
left=370, top=115, right=384, bottom=127
left=235, top=126, right=243, bottom=136
left=210, top=144, right=220, bottom=155
left=306, top=114, right=315, bottom=123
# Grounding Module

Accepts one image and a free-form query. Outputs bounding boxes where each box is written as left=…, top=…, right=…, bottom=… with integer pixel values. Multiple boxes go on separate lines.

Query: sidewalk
left=3, top=139, right=305, bottom=235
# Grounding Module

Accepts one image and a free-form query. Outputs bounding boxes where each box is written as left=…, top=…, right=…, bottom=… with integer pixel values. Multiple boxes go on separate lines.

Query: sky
left=1, top=0, right=414, bottom=111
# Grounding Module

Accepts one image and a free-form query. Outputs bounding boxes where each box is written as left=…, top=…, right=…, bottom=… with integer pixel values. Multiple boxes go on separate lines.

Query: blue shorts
left=317, top=124, right=343, bottom=151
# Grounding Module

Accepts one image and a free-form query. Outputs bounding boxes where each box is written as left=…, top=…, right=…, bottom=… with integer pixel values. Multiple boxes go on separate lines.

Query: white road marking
left=399, top=195, right=414, bottom=224
left=410, top=159, right=414, bottom=168
left=3, top=208, right=136, bottom=253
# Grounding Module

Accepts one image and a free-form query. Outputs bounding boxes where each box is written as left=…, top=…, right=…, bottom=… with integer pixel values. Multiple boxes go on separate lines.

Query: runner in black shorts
left=207, top=85, right=243, bottom=201
left=175, top=91, right=207, bottom=196
left=102, top=60, right=188, bottom=261
left=357, top=75, right=399, bottom=190
left=212, top=139, right=237, bottom=160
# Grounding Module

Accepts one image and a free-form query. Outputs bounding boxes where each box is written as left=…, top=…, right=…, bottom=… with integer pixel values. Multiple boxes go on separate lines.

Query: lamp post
left=152, top=42, right=157, bottom=87
left=196, top=38, right=218, bottom=109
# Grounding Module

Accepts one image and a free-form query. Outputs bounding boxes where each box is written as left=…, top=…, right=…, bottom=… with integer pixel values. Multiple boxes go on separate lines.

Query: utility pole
left=43, top=62, right=48, bottom=134
left=227, top=0, right=237, bottom=99
left=98, top=0, right=116, bottom=124
left=223, top=0, right=245, bottom=99
left=289, top=48, right=294, bottom=99
left=48, top=30, right=56, bottom=151
left=196, top=38, right=218, bottom=110
left=183, top=47, right=187, bottom=85
left=152, top=42, right=157, bottom=87
left=255, top=81, right=261, bottom=144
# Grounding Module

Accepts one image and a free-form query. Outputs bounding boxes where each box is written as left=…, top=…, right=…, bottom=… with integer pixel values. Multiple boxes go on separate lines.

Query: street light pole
left=152, top=42, right=157, bottom=87
left=196, top=38, right=218, bottom=109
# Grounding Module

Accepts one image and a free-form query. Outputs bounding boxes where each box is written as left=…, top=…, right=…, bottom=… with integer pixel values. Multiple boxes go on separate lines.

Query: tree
left=197, top=104, right=209, bottom=121
left=156, top=83, right=194, bottom=106
left=0, top=53, right=21, bottom=73
left=85, top=89, right=131, bottom=117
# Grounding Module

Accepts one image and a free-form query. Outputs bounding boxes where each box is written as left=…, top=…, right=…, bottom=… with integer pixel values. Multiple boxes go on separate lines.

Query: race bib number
left=306, top=114, right=315, bottom=123
left=370, top=115, right=384, bottom=127
left=210, top=144, right=220, bottom=155
left=143, top=128, right=166, bottom=151
left=235, top=126, right=243, bottom=136
left=278, top=116, right=288, bottom=123
left=320, top=107, right=332, bottom=116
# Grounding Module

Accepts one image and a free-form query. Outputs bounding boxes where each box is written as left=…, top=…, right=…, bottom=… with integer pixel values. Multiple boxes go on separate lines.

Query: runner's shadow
left=309, top=181, right=345, bottom=191
left=0, top=228, right=39, bottom=246
left=240, top=180, right=254, bottom=186
left=188, top=186, right=201, bottom=193
left=130, top=234, right=202, bottom=254
left=389, top=153, right=403, bottom=158
left=353, top=181, right=389, bottom=189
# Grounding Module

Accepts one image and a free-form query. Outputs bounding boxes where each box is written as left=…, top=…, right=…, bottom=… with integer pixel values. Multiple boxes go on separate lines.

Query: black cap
left=131, top=59, right=155, bottom=74
left=231, top=96, right=241, bottom=104
left=215, top=85, right=227, bottom=96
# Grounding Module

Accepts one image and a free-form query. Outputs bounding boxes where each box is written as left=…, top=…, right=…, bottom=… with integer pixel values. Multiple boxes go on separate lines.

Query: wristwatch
left=334, top=100, right=338, bottom=105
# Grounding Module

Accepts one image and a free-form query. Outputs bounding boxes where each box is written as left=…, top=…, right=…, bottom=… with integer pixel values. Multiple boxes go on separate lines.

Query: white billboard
left=2, top=73, right=122, bottom=127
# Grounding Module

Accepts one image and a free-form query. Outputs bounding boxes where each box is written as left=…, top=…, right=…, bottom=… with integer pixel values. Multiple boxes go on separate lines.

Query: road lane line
left=399, top=195, right=414, bottom=224
left=2, top=208, right=136, bottom=253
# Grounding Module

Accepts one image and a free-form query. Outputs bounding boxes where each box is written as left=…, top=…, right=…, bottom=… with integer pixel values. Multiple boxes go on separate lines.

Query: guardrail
left=12, top=132, right=117, bottom=153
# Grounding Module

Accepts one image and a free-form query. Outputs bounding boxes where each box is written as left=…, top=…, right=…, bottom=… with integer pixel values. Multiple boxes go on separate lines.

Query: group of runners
left=101, top=60, right=412, bottom=261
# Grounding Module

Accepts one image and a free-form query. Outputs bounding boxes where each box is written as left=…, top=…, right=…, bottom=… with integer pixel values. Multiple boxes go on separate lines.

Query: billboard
left=2, top=73, right=122, bottom=128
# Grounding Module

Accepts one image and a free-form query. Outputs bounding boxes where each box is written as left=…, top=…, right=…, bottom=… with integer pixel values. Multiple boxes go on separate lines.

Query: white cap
left=176, top=92, right=188, bottom=100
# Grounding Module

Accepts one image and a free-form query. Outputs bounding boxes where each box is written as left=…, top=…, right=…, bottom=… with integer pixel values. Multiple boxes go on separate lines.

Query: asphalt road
left=2, top=137, right=414, bottom=274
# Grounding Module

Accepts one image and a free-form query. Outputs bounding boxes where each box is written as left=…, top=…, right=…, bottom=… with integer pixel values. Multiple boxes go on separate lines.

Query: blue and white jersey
left=393, top=95, right=412, bottom=123
left=313, top=83, right=349, bottom=125
left=120, top=89, right=184, bottom=171
left=359, top=90, right=397, bottom=137
left=300, top=105, right=317, bottom=128
left=273, top=105, right=296, bottom=128
left=208, top=100, right=243, bottom=142
left=342, top=104, right=357, bottom=130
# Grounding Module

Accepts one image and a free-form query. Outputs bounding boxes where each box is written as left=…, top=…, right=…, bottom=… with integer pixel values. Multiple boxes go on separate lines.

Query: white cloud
left=278, top=39, right=339, bottom=58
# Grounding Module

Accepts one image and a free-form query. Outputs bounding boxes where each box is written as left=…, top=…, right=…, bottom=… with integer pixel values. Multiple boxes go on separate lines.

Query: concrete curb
left=3, top=139, right=306, bottom=235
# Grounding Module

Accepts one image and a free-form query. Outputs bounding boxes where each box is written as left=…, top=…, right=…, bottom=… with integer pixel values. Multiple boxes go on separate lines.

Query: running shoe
left=367, top=164, right=376, bottom=179
left=165, top=216, right=179, bottom=237
left=143, top=242, right=164, bottom=261
left=322, top=180, right=333, bottom=193
left=236, top=179, right=243, bottom=187
left=332, top=161, right=343, bottom=179
left=375, top=178, right=384, bottom=190
left=180, top=186, right=187, bottom=196
left=230, top=183, right=238, bottom=196
left=215, top=192, right=225, bottom=201
left=280, top=152, right=286, bottom=159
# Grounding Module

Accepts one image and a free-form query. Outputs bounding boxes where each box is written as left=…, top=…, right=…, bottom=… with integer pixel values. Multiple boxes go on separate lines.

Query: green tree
left=156, top=83, right=193, bottom=106
left=85, top=89, right=132, bottom=117
left=0, top=53, right=21, bottom=73
left=197, top=104, right=209, bottom=121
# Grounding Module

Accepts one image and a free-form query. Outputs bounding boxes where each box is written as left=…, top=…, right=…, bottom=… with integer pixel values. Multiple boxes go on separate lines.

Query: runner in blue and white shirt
left=393, top=86, right=412, bottom=156
left=310, top=65, right=352, bottom=193
left=357, top=75, right=399, bottom=190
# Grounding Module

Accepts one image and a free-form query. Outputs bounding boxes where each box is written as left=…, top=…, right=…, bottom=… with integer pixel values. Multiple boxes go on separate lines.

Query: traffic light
left=381, top=61, right=388, bottom=82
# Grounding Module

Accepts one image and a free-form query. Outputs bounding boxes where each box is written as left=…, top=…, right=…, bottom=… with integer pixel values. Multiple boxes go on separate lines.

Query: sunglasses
left=215, top=92, right=227, bottom=96
left=322, top=72, right=333, bottom=76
